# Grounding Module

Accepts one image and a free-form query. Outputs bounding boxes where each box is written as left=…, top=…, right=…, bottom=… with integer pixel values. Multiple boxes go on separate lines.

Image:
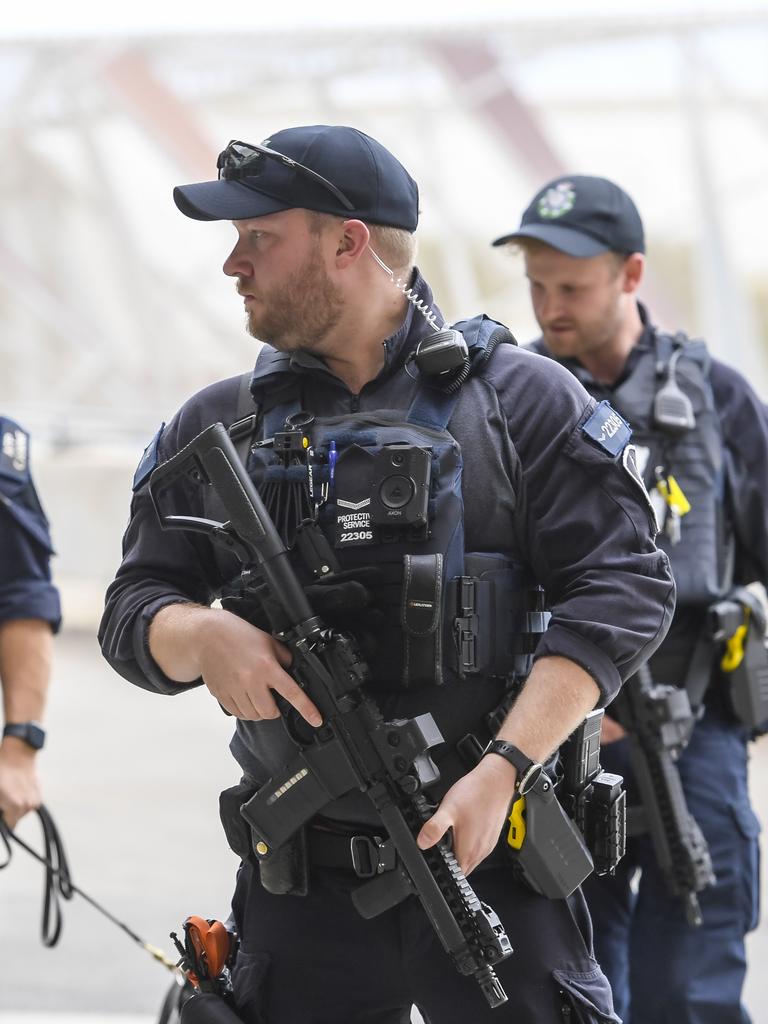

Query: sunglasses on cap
left=217, top=140, right=354, bottom=212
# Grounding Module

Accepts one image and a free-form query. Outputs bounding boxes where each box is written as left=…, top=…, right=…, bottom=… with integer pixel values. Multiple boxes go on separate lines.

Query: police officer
left=100, top=127, right=674, bottom=1024
left=0, top=418, right=60, bottom=830
left=492, top=174, right=766, bottom=1024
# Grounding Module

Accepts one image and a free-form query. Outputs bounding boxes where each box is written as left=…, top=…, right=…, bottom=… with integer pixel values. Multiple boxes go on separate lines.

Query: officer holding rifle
left=493, top=174, right=766, bottom=1024
left=100, top=127, right=674, bottom=1023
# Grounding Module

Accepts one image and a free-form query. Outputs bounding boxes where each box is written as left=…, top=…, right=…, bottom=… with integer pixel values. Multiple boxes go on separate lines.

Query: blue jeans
left=583, top=709, right=761, bottom=1024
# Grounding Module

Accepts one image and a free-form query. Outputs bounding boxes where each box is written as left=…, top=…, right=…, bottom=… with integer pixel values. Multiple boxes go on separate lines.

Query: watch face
left=516, top=762, right=544, bottom=795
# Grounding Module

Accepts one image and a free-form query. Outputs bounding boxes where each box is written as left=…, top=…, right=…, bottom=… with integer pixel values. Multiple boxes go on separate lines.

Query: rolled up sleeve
left=0, top=501, right=61, bottom=633
left=98, top=383, right=241, bottom=694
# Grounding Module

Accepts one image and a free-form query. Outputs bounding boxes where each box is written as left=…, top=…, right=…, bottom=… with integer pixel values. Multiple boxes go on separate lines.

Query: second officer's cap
left=492, top=175, right=645, bottom=257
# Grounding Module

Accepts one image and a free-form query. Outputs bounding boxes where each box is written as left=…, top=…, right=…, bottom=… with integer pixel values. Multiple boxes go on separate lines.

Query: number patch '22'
left=582, top=401, right=631, bottom=458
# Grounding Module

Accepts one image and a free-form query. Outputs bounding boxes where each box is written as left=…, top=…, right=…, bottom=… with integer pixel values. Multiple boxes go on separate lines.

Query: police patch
left=537, top=182, right=576, bottom=220
left=0, top=419, right=30, bottom=482
left=133, top=423, right=165, bottom=491
left=582, top=401, right=631, bottom=458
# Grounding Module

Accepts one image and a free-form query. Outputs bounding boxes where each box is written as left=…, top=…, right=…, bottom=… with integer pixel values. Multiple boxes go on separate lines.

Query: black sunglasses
left=217, top=140, right=354, bottom=212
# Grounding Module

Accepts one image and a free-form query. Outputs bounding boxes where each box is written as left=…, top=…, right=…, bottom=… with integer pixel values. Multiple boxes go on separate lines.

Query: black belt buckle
left=349, top=834, right=396, bottom=878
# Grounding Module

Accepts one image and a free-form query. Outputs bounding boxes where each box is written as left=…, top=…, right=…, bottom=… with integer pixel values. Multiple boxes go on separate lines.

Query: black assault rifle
left=611, top=665, right=715, bottom=926
left=149, top=422, right=512, bottom=1009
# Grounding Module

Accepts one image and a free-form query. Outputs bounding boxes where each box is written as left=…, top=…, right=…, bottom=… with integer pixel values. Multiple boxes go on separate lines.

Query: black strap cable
left=0, top=804, right=178, bottom=971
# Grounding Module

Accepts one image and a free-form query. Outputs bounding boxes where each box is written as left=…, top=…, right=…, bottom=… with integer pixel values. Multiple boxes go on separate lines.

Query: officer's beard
left=245, top=242, right=344, bottom=354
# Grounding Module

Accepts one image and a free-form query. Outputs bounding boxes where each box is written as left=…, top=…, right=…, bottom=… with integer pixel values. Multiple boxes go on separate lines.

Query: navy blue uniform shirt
left=100, top=274, right=674, bottom=816
left=0, top=418, right=61, bottom=631
left=528, top=303, right=768, bottom=683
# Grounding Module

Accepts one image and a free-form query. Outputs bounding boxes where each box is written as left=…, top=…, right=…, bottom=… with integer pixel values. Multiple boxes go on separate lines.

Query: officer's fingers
left=272, top=674, right=322, bottom=728
left=452, top=832, right=494, bottom=877
left=213, top=689, right=251, bottom=720
left=270, top=637, right=293, bottom=669
left=0, top=798, right=23, bottom=832
left=417, top=806, right=453, bottom=851
left=3, top=809, right=22, bottom=831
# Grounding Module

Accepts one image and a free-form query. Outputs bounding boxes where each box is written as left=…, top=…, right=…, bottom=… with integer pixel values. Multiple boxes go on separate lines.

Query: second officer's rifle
left=148, top=422, right=512, bottom=1009
left=611, top=665, right=715, bottom=926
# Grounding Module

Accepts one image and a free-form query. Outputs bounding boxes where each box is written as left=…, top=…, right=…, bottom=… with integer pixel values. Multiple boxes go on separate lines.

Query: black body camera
left=331, top=443, right=432, bottom=547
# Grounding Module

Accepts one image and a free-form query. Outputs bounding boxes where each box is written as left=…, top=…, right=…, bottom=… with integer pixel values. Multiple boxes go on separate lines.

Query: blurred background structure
left=1, top=2, right=767, bottom=1018
left=3, top=6, right=768, bottom=622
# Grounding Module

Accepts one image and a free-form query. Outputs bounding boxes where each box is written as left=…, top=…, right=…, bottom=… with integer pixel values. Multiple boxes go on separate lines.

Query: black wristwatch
left=2, top=722, right=46, bottom=751
left=483, top=740, right=543, bottom=795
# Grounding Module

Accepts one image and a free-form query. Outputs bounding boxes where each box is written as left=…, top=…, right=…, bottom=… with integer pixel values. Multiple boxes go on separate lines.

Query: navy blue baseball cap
left=492, top=175, right=645, bottom=257
left=173, top=125, right=419, bottom=231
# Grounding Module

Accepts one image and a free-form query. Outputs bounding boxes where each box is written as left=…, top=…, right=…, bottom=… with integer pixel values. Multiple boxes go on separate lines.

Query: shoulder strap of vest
left=407, top=315, right=515, bottom=430
left=652, top=327, right=710, bottom=377
left=225, top=370, right=260, bottom=465
left=246, top=317, right=515, bottom=435
left=247, top=344, right=302, bottom=440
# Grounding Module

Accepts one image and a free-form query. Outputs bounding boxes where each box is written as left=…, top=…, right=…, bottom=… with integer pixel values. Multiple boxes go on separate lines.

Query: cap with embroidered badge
left=492, top=175, right=645, bottom=257
left=173, top=124, right=419, bottom=231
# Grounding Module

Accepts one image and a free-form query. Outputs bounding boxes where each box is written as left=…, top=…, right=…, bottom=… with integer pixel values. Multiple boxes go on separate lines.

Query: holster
left=219, top=779, right=309, bottom=896
left=709, top=587, right=768, bottom=732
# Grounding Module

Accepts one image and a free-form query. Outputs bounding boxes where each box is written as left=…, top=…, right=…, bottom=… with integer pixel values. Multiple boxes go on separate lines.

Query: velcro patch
left=582, top=401, right=631, bottom=458
left=133, top=423, right=165, bottom=491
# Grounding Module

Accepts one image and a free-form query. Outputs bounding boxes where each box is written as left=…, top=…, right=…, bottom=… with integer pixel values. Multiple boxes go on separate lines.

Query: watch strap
left=2, top=721, right=46, bottom=751
left=483, top=740, right=543, bottom=794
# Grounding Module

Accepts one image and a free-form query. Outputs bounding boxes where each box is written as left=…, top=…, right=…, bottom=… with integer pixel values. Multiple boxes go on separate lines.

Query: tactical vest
left=581, top=331, right=732, bottom=605
left=225, top=316, right=547, bottom=693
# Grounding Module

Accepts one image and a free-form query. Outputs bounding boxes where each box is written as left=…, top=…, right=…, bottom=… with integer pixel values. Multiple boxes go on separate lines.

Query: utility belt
left=219, top=707, right=625, bottom=903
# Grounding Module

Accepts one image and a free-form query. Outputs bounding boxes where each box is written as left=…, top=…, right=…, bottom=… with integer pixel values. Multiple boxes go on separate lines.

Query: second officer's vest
left=580, top=331, right=732, bottom=606
left=229, top=316, right=547, bottom=693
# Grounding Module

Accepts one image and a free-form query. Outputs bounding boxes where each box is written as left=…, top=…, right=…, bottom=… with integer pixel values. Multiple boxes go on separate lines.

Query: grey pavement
left=0, top=631, right=766, bottom=1022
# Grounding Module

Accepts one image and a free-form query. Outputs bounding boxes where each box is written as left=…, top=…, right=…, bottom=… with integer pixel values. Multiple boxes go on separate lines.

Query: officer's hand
left=416, top=756, right=516, bottom=876
left=196, top=612, right=322, bottom=727
left=600, top=714, right=626, bottom=744
left=0, top=742, right=42, bottom=831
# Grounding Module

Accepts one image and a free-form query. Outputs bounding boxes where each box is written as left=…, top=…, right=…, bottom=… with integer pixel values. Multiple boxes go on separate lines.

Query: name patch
left=582, top=401, right=631, bottom=458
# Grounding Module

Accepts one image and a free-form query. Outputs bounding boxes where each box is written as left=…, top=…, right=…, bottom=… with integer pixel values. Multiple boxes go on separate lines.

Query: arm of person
left=420, top=350, right=676, bottom=873
left=711, top=358, right=768, bottom=587
left=0, top=618, right=53, bottom=829
left=148, top=602, right=322, bottom=726
left=99, top=381, right=327, bottom=728
left=418, top=655, right=598, bottom=874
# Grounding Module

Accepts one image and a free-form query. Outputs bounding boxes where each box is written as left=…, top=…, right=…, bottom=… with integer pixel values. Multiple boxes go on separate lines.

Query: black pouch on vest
left=220, top=780, right=309, bottom=896
left=454, top=553, right=546, bottom=680
left=257, top=829, right=309, bottom=897
left=401, top=553, right=444, bottom=686
left=219, top=780, right=260, bottom=861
